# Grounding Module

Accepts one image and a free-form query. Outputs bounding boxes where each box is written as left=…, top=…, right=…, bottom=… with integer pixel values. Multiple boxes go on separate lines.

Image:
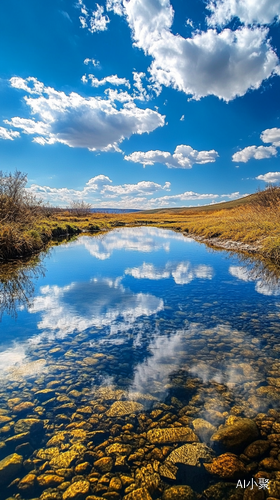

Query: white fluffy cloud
left=232, top=145, right=277, bottom=162
left=261, top=128, right=280, bottom=147
left=125, top=261, right=214, bottom=284
left=125, top=145, right=219, bottom=168
left=84, top=58, right=99, bottom=66
left=207, top=0, right=280, bottom=27
left=9, top=77, right=165, bottom=151
left=109, top=0, right=280, bottom=101
left=79, top=1, right=110, bottom=33
left=83, top=74, right=130, bottom=88
left=256, top=171, right=280, bottom=183
left=0, top=126, right=20, bottom=140
left=229, top=266, right=280, bottom=296
left=27, top=175, right=170, bottom=205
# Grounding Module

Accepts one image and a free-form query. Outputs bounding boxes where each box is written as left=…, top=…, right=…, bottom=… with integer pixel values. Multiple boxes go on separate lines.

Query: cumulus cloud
left=109, top=0, right=280, bottom=101
left=125, top=261, right=214, bottom=284
left=232, top=145, right=277, bottom=162
left=261, top=127, right=280, bottom=147
left=0, top=126, right=20, bottom=141
left=27, top=175, right=170, bottom=205
left=79, top=1, right=110, bottom=33
left=125, top=145, right=218, bottom=168
left=207, top=0, right=280, bottom=27
left=8, top=76, right=165, bottom=152
left=229, top=266, right=280, bottom=296
left=84, top=74, right=130, bottom=87
left=256, top=171, right=280, bottom=183
left=10, top=76, right=45, bottom=94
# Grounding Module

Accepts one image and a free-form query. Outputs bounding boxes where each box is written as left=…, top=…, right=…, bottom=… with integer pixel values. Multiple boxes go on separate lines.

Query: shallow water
left=0, top=227, right=280, bottom=500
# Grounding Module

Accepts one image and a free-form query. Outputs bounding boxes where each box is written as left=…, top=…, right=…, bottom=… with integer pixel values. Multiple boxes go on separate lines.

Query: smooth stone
left=35, top=389, right=56, bottom=402
left=162, top=485, right=196, bottom=500
left=244, top=440, right=270, bottom=459
left=62, top=480, right=90, bottom=500
left=211, top=418, right=259, bottom=451
left=14, top=418, right=44, bottom=435
left=202, top=481, right=240, bottom=500
left=106, top=443, right=132, bottom=456
left=147, top=427, right=199, bottom=444
left=106, top=401, right=144, bottom=417
left=12, top=402, right=35, bottom=414
left=204, top=453, right=247, bottom=479
left=192, top=418, right=216, bottom=442
left=0, top=453, right=23, bottom=485
left=259, top=458, right=280, bottom=470
left=94, top=457, right=113, bottom=473
left=50, top=444, right=86, bottom=469
left=123, top=487, right=152, bottom=500
left=17, top=472, right=37, bottom=491
left=166, top=443, right=215, bottom=467
left=37, top=474, right=65, bottom=487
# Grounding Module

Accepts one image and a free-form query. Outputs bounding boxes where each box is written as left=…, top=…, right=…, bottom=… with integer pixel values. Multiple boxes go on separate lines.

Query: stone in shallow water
left=147, top=427, right=199, bottom=444
left=210, top=418, right=259, bottom=451
left=35, top=389, right=56, bottom=402
left=50, top=443, right=86, bottom=469
left=12, top=401, right=35, bottom=414
left=204, top=453, right=247, bottom=479
left=0, top=453, right=23, bottom=485
left=192, top=418, right=216, bottom=442
left=166, top=443, right=215, bottom=467
left=62, top=479, right=90, bottom=500
left=123, top=487, right=152, bottom=500
left=106, top=443, right=132, bottom=456
left=159, top=461, right=178, bottom=480
left=37, top=474, right=64, bottom=487
left=14, top=418, right=44, bottom=435
left=37, top=447, right=60, bottom=460
left=94, top=456, right=113, bottom=472
left=162, top=485, right=196, bottom=500
left=202, top=481, right=241, bottom=500
left=106, top=401, right=144, bottom=417
left=244, top=440, right=270, bottom=459
left=17, top=472, right=37, bottom=491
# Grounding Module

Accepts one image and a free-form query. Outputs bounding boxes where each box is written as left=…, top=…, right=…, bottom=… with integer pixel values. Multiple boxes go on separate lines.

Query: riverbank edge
left=0, top=221, right=272, bottom=264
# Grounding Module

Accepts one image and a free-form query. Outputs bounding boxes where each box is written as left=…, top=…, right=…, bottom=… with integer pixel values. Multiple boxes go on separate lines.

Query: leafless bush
left=68, top=199, right=92, bottom=216
left=253, top=184, right=280, bottom=209
left=0, top=170, right=42, bottom=226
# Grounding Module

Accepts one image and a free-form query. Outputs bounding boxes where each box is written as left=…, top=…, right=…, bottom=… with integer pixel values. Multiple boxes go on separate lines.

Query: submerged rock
left=50, top=443, right=86, bottom=469
left=210, top=418, right=259, bottom=451
left=166, top=443, right=215, bottom=467
left=147, top=427, right=199, bottom=444
left=62, top=479, right=90, bottom=500
left=14, top=418, right=44, bottom=436
left=162, top=485, right=196, bottom=500
left=244, top=440, right=270, bottom=459
left=0, top=453, right=23, bottom=485
left=106, top=401, right=144, bottom=417
left=204, top=453, right=247, bottom=479
left=123, top=487, right=152, bottom=500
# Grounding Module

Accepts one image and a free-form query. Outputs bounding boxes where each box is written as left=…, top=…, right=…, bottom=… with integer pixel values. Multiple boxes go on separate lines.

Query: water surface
left=0, top=227, right=280, bottom=499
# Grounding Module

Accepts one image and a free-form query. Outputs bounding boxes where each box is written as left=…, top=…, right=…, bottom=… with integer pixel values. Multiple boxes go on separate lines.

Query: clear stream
left=0, top=227, right=280, bottom=500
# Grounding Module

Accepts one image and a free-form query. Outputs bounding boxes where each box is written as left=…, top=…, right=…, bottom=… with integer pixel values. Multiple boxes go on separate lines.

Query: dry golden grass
left=1, top=185, right=280, bottom=264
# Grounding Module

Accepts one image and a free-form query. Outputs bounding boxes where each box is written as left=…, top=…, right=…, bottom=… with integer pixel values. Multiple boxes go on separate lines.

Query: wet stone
left=37, top=474, right=65, bottom=487
left=166, top=443, right=215, bottom=467
left=0, top=453, right=23, bottom=485
left=106, top=401, right=144, bottom=417
left=147, top=427, right=199, bottom=444
left=106, top=443, right=132, bottom=456
left=244, top=440, right=270, bottom=459
left=94, top=456, right=113, bottom=472
left=14, top=418, right=44, bottom=435
left=12, top=401, right=35, bottom=414
left=17, top=472, right=37, bottom=491
left=162, top=485, right=196, bottom=500
left=204, top=453, right=247, bottom=479
left=210, top=418, right=259, bottom=451
left=192, top=418, right=216, bottom=442
left=123, top=487, right=152, bottom=500
left=62, top=479, right=90, bottom=500
left=50, top=443, right=86, bottom=469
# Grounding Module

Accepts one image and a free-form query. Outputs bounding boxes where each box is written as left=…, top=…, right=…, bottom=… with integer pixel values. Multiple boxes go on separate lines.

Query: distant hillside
left=137, top=193, right=258, bottom=214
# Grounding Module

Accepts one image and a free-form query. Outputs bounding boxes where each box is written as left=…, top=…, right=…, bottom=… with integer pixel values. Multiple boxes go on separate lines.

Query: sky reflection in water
left=1, top=227, right=280, bottom=414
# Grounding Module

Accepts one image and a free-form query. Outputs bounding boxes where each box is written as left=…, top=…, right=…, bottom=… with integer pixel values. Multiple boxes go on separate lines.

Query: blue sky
left=0, top=0, right=280, bottom=208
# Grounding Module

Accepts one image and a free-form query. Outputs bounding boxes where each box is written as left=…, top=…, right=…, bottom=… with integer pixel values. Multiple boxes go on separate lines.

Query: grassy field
left=1, top=180, right=280, bottom=264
